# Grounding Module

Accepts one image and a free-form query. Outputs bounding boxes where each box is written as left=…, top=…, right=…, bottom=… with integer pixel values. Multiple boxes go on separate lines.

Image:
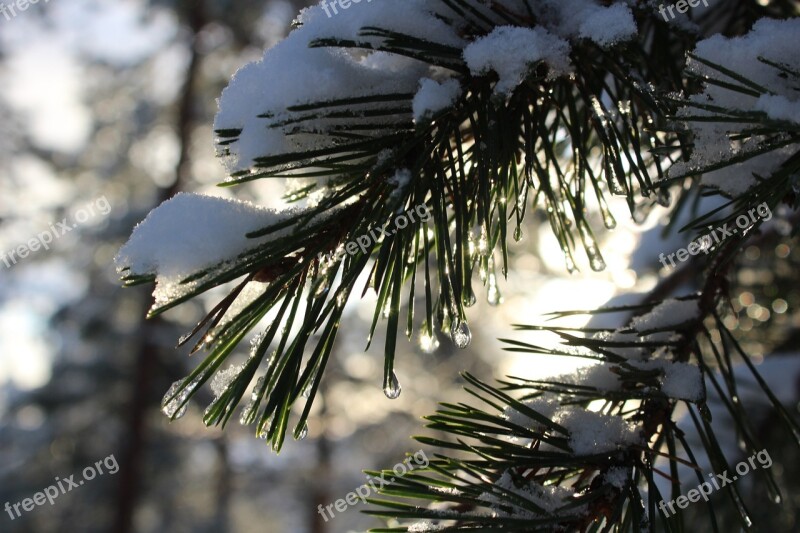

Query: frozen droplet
left=240, top=377, right=264, bottom=425
left=419, top=331, right=440, bottom=353
left=257, top=416, right=274, bottom=439
left=450, top=320, right=472, bottom=349
left=589, top=254, right=607, bottom=272
left=462, top=288, right=477, bottom=308
left=514, top=226, right=523, bottom=242
left=603, top=212, right=617, bottom=230
left=478, top=229, right=489, bottom=255
left=438, top=311, right=451, bottom=336
left=239, top=401, right=256, bottom=426
left=487, top=277, right=503, bottom=306
left=251, top=377, right=264, bottom=401
left=250, top=331, right=266, bottom=348
left=336, top=292, right=347, bottom=309
left=165, top=400, right=187, bottom=419
left=161, top=376, right=201, bottom=420
left=467, top=232, right=477, bottom=258
left=297, top=423, right=309, bottom=440
left=564, top=254, right=577, bottom=274
left=315, top=281, right=330, bottom=298
left=384, top=371, right=402, bottom=399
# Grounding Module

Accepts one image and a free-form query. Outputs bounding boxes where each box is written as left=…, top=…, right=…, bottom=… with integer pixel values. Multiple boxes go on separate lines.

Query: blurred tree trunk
left=113, top=4, right=207, bottom=532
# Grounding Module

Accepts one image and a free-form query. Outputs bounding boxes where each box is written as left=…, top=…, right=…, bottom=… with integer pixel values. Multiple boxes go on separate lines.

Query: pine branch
left=117, top=1, right=703, bottom=451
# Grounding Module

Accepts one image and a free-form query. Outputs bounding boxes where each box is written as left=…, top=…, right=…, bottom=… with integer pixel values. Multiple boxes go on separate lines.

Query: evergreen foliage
left=118, top=0, right=800, bottom=529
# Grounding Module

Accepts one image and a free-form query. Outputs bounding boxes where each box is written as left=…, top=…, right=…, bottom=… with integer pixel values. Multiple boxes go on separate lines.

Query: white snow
left=554, top=406, right=642, bottom=455
left=407, top=521, right=446, bottom=532
left=629, top=298, right=701, bottom=332
left=659, top=361, right=704, bottom=402
left=670, top=17, right=800, bottom=196
left=296, top=1, right=464, bottom=48
left=214, top=1, right=463, bottom=174
left=502, top=396, right=559, bottom=430
left=630, top=360, right=705, bottom=402
left=540, top=362, right=625, bottom=391
left=575, top=3, right=638, bottom=48
left=412, top=78, right=461, bottom=123
left=480, top=470, right=586, bottom=519
left=509, top=0, right=636, bottom=47
left=755, top=94, right=800, bottom=125
left=591, top=329, right=678, bottom=360
left=603, top=466, right=629, bottom=489
left=214, top=36, right=425, bottom=174
left=215, top=0, right=643, bottom=172
left=505, top=398, right=642, bottom=456
left=115, top=193, right=300, bottom=308
left=463, top=26, right=572, bottom=94
left=116, top=193, right=293, bottom=278
left=210, top=363, right=245, bottom=397
left=389, top=168, right=413, bottom=190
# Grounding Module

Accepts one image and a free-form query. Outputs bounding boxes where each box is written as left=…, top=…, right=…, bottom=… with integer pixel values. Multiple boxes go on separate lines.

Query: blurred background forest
left=1, top=1, right=797, bottom=532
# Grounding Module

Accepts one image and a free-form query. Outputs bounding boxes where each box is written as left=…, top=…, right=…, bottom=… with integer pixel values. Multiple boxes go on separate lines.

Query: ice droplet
left=603, top=212, right=617, bottom=230
left=257, top=416, right=274, bottom=439
left=336, top=291, right=347, bottom=309
left=419, top=330, right=440, bottom=353
left=239, top=406, right=254, bottom=426
left=384, top=371, right=402, bottom=399
left=478, top=228, right=489, bottom=255
left=462, top=287, right=477, bottom=308
left=450, top=321, right=472, bottom=349
left=297, top=423, right=309, bottom=440
left=487, top=275, right=503, bottom=306
left=564, top=253, right=577, bottom=274
left=589, top=253, right=607, bottom=272
left=315, top=281, right=330, bottom=298
left=161, top=377, right=200, bottom=419
left=250, top=331, right=266, bottom=352
left=514, top=226, right=523, bottom=242
left=239, top=377, right=264, bottom=426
